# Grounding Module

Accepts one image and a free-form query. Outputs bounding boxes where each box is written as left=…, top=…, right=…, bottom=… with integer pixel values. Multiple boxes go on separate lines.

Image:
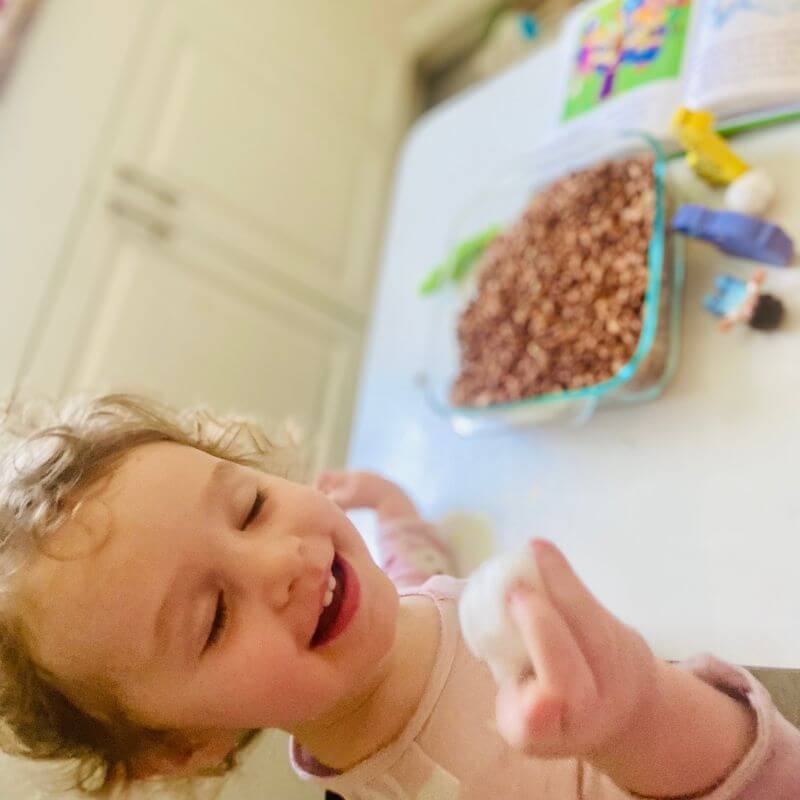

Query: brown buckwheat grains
left=452, top=156, right=656, bottom=407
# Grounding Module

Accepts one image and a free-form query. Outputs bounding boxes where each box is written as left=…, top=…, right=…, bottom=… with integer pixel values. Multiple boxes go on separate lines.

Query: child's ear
left=129, top=729, right=239, bottom=779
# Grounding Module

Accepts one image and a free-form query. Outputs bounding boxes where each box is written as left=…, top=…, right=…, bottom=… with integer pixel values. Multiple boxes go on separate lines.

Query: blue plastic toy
left=703, top=269, right=784, bottom=331
left=672, top=204, right=795, bottom=266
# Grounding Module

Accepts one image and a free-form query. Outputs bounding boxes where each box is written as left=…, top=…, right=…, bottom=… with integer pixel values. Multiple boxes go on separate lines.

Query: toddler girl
left=0, top=394, right=797, bottom=798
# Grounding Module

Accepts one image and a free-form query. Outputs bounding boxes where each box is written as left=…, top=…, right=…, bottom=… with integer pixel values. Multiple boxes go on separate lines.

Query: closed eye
left=241, top=489, right=266, bottom=530
left=204, top=592, right=228, bottom=651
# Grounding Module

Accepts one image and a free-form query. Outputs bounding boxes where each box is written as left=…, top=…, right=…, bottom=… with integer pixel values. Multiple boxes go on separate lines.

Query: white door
left=38, top=221, right=362, bottom=472
left=97, top=0, right=398, bottom=314
left=25, top=0, right=414, bottom=467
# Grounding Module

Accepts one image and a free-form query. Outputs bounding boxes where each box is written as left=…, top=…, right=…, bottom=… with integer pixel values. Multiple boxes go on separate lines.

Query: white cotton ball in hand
left=458, top=547, right=540, bottom=685
left=725, top=169, right=776, bottom=216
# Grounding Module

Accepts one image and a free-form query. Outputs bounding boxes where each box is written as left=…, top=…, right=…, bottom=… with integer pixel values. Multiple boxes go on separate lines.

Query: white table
left=348, top=44, right=800, bottom=668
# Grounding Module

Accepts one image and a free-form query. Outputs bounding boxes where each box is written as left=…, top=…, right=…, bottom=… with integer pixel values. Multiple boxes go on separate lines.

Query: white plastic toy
left=724, top=168, right=776, bottom=217
left=458, top=547, right=540, bottom=685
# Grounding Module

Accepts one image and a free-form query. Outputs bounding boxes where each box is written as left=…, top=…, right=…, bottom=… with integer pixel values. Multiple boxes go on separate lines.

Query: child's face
left=21, top=443, right=399, bottom=751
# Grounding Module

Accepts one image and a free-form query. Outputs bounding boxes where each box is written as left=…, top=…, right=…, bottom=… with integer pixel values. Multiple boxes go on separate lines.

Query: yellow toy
left=672, top=107, right=750, bottom=186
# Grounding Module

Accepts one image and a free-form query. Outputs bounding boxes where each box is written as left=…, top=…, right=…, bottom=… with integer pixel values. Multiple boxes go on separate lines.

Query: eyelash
left=203, top=488, right=266, bottom=652
left=241, top=489, right=266, bottom=530
left=205, top=591, right=228, bottom=650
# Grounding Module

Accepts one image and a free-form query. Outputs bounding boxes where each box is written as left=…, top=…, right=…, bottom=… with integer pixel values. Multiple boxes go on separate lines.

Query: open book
left=555, top=0, right=800, bottom=140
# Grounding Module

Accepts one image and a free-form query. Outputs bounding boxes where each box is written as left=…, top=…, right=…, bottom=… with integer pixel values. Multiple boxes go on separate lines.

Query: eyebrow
left=205, top=459, right=240, bottom=503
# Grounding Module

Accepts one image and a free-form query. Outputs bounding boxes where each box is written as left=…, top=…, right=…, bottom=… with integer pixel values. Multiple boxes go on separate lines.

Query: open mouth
left=311, top=554, right=359, bottom=648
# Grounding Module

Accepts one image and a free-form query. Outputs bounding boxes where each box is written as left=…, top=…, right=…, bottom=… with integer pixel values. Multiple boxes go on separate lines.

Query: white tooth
left=328, top=574, right=336, bottom=590
left=323, top=588, right=333, bottom=607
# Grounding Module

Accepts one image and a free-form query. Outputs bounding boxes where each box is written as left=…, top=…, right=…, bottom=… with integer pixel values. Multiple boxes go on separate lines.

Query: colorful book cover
left=562, top=0, right=692, bottom=121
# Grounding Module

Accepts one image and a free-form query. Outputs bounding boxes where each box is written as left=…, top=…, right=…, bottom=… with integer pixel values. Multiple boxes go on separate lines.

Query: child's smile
left=311, top=553, right=361, bottom=648
left=18, top=442, right=400, bottom=754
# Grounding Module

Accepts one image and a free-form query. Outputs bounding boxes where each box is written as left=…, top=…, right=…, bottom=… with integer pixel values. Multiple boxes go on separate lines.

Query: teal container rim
left=426, top=130, right=669, bottom=417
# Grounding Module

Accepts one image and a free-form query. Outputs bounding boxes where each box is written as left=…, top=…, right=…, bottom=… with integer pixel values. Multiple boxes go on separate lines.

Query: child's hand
left=495, top=539, right=657, bottom=762
left=315, top=470, right=420, bottom=522
left=497, top=540, right=758, bottom=797
left=315, top=469, right=371, bottom=510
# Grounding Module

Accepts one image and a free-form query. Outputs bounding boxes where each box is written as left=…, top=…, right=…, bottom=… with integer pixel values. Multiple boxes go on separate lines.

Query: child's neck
left=292, top=593, right=440, bottom=770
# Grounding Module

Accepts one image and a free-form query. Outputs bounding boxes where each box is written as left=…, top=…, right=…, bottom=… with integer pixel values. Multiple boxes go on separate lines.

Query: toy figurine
left=724, top=168, right=776, bottom=217
left=672, top=107, right=750, bottom=186
left=703, top=270, right=784, bottom=331
left=672, top=107, right=778, bottom=216
left=672, top=204, right=795, bottom=266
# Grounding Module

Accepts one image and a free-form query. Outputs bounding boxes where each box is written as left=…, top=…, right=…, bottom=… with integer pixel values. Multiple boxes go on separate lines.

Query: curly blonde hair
left=0, top=394, right=302, bottom=795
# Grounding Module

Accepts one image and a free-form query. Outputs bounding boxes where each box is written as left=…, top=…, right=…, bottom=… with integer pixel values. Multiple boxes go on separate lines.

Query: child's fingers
left=314, top=471, right=337, bottom=492
left=496, top=678, right=567, bottom=755
left=314, top=470, right=349, bottom=495
left=498, top=588, right=598, bottom=754
left=531, top=540, right=601, bottom=618
left=531, top=540, right=616, bottom=666
left=314, top=472, right=357, bottom=510
left=507, top=586, right=596, bottom=704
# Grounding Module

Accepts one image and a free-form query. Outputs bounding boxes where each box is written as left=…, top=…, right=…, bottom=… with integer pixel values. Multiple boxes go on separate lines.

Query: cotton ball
left=725, top=169, right=776, bottom=216
left=458, top=547, right=540, bottom=685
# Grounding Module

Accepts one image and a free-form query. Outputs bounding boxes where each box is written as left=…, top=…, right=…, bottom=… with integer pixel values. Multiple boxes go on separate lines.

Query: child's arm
left=315, top=470, right=421, bottom=525
left=496, top=540, right=778, bottom=799
left=317, top=470, right=457, bottom=589
left=588, top=659, right=756, bottom=797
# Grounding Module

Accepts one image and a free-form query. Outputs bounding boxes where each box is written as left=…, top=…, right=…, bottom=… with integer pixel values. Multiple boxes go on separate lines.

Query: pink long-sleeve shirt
left=291, top=576, right=800, bottom=799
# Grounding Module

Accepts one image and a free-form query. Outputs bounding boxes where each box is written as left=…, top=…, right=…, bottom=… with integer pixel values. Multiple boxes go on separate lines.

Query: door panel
left=67, top=232, right=361, bottom=470
left=22, top=0, right=417, bottom=468
left=109, top=0, right=402, bottom=312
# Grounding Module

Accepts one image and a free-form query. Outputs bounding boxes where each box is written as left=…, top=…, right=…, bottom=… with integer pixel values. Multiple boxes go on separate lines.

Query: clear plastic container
left=422, top=130, right=685, bottom=434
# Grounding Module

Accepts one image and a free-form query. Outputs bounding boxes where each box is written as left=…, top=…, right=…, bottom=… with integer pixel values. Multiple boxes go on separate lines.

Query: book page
left=685, top=0, right=800, bottom=117
left=553, top=0, right=692, bottom=139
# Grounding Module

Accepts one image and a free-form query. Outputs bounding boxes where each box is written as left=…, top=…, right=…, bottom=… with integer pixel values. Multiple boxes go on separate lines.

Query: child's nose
left=250, top=533, right=308, bottom=610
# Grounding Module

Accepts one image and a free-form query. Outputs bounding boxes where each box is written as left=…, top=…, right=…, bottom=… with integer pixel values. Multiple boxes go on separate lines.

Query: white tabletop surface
left=347, top=45, right=800, bottom=668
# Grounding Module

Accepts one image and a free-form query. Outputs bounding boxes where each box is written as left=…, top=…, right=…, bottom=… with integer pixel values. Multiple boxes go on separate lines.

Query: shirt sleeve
left=667, top=654, right=800, bottom=800
left=586, top=654, right=800, bottom=800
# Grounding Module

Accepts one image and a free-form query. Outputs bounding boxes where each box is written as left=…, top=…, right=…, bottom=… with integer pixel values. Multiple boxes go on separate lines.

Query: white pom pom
left=458, top=547, right=540, bottom=685
left=725, top=169, right=776, bottom=216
